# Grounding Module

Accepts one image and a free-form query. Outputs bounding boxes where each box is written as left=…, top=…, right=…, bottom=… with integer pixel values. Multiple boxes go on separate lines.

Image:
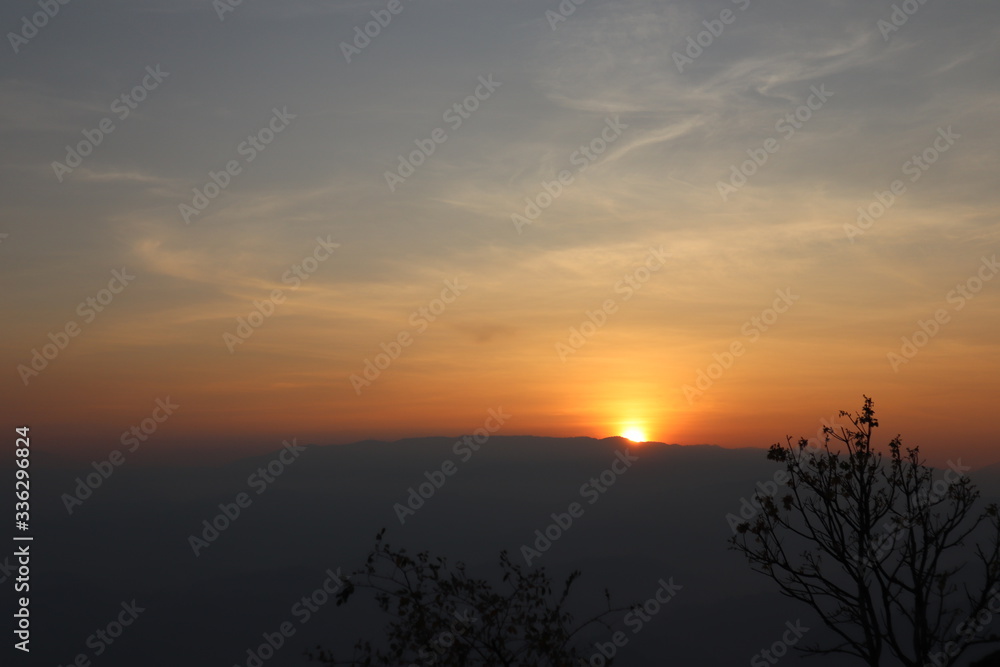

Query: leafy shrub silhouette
left=310, top=529, right=631, bottom=666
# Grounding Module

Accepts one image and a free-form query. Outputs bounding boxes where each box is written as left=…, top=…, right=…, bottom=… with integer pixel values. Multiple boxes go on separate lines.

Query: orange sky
left=3, top=0, right=999, bottom=467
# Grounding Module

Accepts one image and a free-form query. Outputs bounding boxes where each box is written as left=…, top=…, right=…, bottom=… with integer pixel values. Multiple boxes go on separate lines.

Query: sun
left=621, top=428, right=647, bottom=443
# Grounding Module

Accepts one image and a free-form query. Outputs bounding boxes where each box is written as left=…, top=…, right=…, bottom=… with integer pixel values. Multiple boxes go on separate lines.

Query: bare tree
left=732, top=397, right=1000, bottom=666
left=310, top=529, right=631, bottom=666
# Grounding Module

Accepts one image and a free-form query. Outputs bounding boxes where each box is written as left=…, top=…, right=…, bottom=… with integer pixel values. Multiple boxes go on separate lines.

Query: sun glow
left=621, top=428, right=647, bottom=442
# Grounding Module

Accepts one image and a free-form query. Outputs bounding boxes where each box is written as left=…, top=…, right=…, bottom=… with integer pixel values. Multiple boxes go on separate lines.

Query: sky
left=2, top=0, right=998, bottom=465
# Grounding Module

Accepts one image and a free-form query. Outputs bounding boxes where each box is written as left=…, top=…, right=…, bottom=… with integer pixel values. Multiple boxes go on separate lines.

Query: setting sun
left=621, top=428, right=647, bottom=443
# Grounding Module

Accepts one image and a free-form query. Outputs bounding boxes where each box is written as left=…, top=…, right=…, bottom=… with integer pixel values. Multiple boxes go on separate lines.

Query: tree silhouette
left=731, top=397, right=1000, bottom=666
left=310, top=529, right=631, bottom=666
